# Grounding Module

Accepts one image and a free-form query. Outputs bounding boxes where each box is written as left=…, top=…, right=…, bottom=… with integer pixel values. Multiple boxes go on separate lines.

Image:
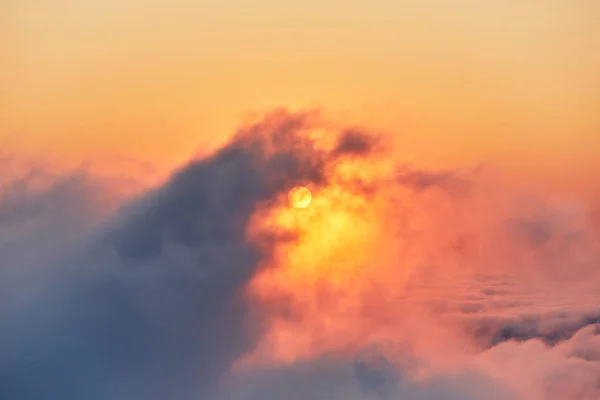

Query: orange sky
left=2, top=0, right=599, bottom=198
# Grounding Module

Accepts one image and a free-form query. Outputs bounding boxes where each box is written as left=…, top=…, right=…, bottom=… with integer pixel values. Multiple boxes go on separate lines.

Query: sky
left=2, top=2, right=600, bottom=399
left=3, top=0, right=600, bottom=195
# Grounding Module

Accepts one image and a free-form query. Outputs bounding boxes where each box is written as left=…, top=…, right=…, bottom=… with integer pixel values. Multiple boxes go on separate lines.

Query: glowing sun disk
left=288, top=186, right=312, bottom=209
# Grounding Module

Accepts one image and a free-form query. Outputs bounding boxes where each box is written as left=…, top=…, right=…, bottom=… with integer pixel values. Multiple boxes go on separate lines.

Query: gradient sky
left=3, top=0, right=599, bottom=196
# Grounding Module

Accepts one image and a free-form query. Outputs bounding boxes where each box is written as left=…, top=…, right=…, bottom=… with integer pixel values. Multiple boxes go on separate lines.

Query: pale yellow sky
left=2, top=0, right=599, bottom=195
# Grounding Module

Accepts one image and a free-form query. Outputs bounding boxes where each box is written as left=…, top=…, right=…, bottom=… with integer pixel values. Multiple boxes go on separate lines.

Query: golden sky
left=2, top=0, right=599, bottom=196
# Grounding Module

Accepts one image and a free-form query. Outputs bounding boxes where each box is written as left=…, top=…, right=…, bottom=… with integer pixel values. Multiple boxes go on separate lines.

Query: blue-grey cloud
left=0, top=110, right=376, bottom=400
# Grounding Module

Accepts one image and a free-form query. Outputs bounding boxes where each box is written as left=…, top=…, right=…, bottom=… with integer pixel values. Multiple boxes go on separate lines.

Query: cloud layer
left=1, top=110, right=599, bottom=400
left=0, top=110, right=382, bottom=399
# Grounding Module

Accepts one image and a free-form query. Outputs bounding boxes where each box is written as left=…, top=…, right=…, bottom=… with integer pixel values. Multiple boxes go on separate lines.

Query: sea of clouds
left=1, top=110, right=599, bottom=400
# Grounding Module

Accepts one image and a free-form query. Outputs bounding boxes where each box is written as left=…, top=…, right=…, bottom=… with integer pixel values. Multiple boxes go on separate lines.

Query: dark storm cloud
left=0, top=110, right=375, bottom=400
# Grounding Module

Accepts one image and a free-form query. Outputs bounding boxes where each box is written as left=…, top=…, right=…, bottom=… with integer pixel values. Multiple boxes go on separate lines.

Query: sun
left=288, top=186, right=312, bottom=209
